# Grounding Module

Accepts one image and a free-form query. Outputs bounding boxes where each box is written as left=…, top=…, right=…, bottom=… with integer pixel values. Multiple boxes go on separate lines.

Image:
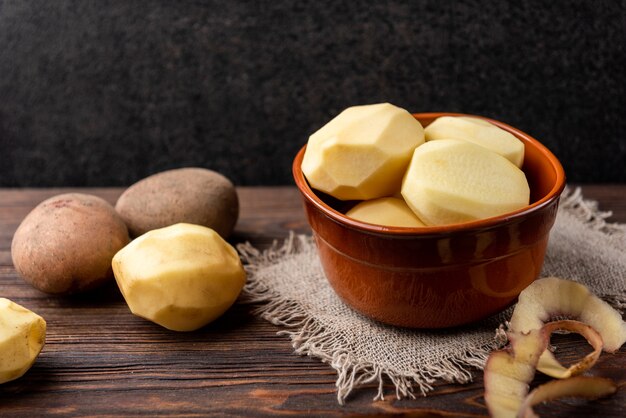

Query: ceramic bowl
left=292, top=112, right=566, bottom=328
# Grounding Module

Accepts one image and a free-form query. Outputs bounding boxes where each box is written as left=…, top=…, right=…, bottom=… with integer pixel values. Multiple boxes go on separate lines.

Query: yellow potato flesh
left=301, top=103, right=424, bottom=200
left=425, top=116, right=525, bottom=168
left=346, top=197, right=425, bottom=227
left=112, top=223, right=246, bottom=331
left=401, top=139, right=530, bottom=226
left=0, top=298, right=46, bottom=384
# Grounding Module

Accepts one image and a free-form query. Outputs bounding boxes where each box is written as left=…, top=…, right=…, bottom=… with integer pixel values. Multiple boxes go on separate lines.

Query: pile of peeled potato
left=301, top=103, right=530, bottom=227
left=4, top=167, right=245, bottom=384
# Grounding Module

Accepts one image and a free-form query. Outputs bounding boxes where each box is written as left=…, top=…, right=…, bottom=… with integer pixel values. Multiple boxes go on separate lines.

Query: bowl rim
left=292, top=111, right=566, bottom=236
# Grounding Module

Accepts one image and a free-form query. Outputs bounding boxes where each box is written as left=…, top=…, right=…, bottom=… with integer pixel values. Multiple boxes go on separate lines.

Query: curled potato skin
left=484, top=320, right=616, bottom=418
left=519, top=376, right=617, bottom=418
left=538, top=320, right=603, bottom=379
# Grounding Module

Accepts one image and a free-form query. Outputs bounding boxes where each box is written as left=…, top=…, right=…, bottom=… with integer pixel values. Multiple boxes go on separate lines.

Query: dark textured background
left=0, top=0, right=624, bottom=187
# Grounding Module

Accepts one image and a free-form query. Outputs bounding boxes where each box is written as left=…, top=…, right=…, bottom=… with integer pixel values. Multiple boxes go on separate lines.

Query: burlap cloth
left=237, top=187, right=626, bottom=404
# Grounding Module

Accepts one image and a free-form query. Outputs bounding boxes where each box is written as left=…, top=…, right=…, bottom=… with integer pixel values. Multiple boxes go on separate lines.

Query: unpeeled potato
left=11, top=193, right=130, bottom=294
left=115, top=167, right=239, bottom=239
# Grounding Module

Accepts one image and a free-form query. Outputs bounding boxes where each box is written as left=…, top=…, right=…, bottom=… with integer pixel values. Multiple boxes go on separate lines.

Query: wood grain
left=0, top=186, right=624, bottom=417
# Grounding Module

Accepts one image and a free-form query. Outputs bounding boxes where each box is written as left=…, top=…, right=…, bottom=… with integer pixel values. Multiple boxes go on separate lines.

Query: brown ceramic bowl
left=292, top=112, right=566, bottom=328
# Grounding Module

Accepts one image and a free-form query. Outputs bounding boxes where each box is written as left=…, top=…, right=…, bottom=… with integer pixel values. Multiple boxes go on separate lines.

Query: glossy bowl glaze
left=292, top=112, right=566, bottom=328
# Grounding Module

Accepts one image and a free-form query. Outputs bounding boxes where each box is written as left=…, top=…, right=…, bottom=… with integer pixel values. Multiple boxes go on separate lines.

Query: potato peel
left=510, top=277, right=626, bottom=352
left=484, top=329, right=547, bottom=418
left=509, top=277, right=626, bottom=378
left=484, top=320, right=614, bottom=418
left=518, top=376, right=617, bottom=418
left=536, top=320, right=603, bottom=379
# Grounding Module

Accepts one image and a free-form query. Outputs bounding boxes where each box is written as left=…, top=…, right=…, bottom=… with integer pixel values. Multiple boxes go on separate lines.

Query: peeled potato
left=112, top=223, right=246, bottom=331
left=401, top=139, right=530, bottom=226
left=425, top=116, right=525, bottom=167
left=0, top=298, right=46, bottom=384
left=346, top=197, right=425, bottom=227
left=301, top=103, right=424, bottom=200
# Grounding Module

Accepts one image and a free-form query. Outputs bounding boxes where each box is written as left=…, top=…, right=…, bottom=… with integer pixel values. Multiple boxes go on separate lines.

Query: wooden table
left=0, top=186, right=624, bottom=417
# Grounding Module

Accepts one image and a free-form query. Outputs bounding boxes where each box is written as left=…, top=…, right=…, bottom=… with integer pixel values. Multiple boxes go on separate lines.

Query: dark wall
left=1, top=0, right=624, bottom=187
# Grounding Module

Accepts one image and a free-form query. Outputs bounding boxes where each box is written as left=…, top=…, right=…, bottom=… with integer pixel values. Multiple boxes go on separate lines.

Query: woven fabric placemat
left=237, top=187, right=626, bottom=404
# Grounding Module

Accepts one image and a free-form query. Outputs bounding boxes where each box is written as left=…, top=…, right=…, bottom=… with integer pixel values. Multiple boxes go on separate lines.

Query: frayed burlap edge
left=558, top=186, right=626, bottom=313
left=236, top=186, right=625, bottom=404
left=238, top=233, right=506, bottom=404
left=560, top=186, right=626, bottom=236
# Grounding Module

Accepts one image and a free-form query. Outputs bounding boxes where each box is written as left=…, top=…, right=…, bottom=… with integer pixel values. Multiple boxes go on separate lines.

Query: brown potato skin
left=11, top=193, right=130, bottom=295
left=115, top=167, right=239, bottom=238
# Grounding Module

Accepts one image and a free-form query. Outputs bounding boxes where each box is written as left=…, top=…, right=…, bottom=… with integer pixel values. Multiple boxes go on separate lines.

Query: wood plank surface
left=0, top=185, right=624, bottom=417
